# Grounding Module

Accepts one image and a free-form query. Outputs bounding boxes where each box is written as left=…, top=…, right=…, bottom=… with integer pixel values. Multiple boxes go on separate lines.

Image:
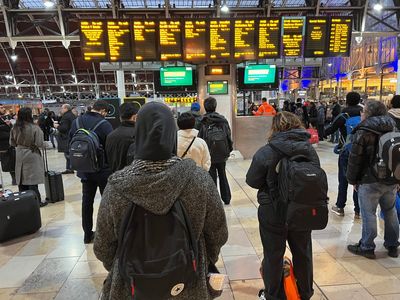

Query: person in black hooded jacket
left=246, top=112, right=319, bottom=300
left=388, top=95, right=400, bottom=130
left=198, top=97, right=233, bottom=205
left=347, top=100, right=399, bottom=259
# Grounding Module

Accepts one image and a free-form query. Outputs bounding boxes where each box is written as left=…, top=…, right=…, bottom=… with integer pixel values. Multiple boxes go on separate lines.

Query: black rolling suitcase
left=43, top=148, right=64, bottom=203
left=0, top=160, right=42, bottom=242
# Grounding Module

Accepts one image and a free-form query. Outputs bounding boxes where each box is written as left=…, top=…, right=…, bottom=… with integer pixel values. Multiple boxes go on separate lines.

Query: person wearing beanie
left=388, top=95, right=400, bottom=130
left=191, top=102, right=202, bottom=130
left=325, top=92, right=363, bottom=218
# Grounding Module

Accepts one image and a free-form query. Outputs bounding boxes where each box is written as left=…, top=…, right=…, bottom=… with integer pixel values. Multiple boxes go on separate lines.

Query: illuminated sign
left=258, top=18, right=281, bottom=59
left=282, top=17, right=305, bottom=57
left=159, top=20, right=182, bottom=61
left=133, top=20, right=158, bottom=61
left=208, top=81, right=228, bottom=95
left=328, top=17, right=352, bottom=57
left=164, top=97, right=197, bottom=103
left=80, top=20, right=107, bottom=61
left=106, top=20, right=132, bottom=61
left=304, top=17, right=328, bottom=58
left=184, top=20, right=207, bottom=62
left=234, top=19, right=256, bottom=60
left=209, top=20, right=231, bottom=60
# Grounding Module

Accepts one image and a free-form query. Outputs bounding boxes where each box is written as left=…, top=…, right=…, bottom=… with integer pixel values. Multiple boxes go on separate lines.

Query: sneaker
left=84, top=231, right=95, bottom=244
left=347, top=243, right=376, bottom=259
left=331, top=205, right=344, bottom=216
left=62, top=169, right=74, bottom=175
left=386, top=246, right=399, bottom=258
left=39, top=201, right=48, bottom=208
left=354, top=212, right=361, bottom=220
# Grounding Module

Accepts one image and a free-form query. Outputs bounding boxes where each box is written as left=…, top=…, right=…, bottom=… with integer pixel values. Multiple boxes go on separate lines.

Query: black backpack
left=69, top=118, right=106, bottom=173
left=204, top=124, right=230, bottom=162
left=118, top=200, right=198, bottom=300
left=271, top=145, right=329, bottom=231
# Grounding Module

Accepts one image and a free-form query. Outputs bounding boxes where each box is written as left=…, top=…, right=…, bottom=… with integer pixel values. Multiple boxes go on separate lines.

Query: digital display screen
left=133, top=20, right=158, bottom=61
left=184, top=20, right=207, bottom=62
left=209, top=20, right=231, bottom=60
left=106, top=20, right=132, bottom=61
left=282, top=17, right=305, bottom=57
left=80, top=20, right=107, bottom=61
left=244, top=65, right=277, bottom=84
left=258, top=18, right=281, bottom=59
left=160, top=67, right=193, bottom=86
left=328, top=17, right=352, bottom=57
left=159, top=20, right=182, bottom=61
left=304, top=17, right=328, bottom=58
left=234, top=19, right=256, bottom=60
left=208, top=81, right=228, bottom=95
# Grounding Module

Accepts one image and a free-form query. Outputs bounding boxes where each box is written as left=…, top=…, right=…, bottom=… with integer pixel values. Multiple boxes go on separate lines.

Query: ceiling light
left=355, top=36, right=363, bottom=44
left=327, top=63, right=333, bottom=67
left=221, top=4, right=229, bottom=13
left=44, top=0, right=55, bottom=8
left=71, top=74, right=76, bottom=78
left=10, top=53, right=17, bottom=62
left=373, top=3, right=383, bottom=12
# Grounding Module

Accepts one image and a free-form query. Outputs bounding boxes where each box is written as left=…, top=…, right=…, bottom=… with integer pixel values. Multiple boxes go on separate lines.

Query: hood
left=178, top=128, right=198, bottom=139
left=134, top=102, right=177, bottom=161
left=389, top=108, right=400, bottom=120
left=201, top=112, right=228, bottom=124
left=108, top=159, right=198, bottom=215
left=269, top=129, right=312, bottom=157
left=357, top=115, right=395, bottom=133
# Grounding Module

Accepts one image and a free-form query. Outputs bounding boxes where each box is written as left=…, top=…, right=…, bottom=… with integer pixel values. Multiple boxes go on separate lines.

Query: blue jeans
left=358, top=182, right=400, bottom=251
left=337, top=150, right=359, bottom=213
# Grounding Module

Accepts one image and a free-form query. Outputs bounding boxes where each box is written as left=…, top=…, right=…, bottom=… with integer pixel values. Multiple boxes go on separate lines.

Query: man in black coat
left=329, top=98, right=342, bottom=143
left=347, top=100, right=399, bottom=259
left=325, top=92, right=363, bottom=218
left=199, top=97, right=233, bottom=205
left=388, top=95, right=400, bottom=130
left=106, top=103, right=138, bottom=172
left=0, top=104, right=16, bottom=185
left=55, top=104, right=76, bottom=174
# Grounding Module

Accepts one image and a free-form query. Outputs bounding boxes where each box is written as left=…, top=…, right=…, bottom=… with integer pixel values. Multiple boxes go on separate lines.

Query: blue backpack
left=343, top=113, right=361, bottom=152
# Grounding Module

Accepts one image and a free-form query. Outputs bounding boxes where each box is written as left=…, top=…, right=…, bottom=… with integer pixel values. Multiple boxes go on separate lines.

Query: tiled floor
left=0, top=142, right=399, bottom=300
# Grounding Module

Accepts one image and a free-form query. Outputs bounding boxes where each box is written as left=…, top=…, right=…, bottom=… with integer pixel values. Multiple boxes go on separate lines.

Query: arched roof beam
left=21, top=42, right=40, bottom=96
left=0, top=43, right=16, bottom=86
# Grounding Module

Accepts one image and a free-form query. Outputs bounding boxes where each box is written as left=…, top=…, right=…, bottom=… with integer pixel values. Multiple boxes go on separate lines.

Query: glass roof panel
left=321, top=0, right=350, bottom=6
left=20, top=0, right=46, bottom=8
left=122, top=0, right=146, bottom=7
left=72, top=0, right=96, bottom=8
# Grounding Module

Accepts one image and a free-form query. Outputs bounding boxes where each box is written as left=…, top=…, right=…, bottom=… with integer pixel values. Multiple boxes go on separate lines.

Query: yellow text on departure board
left=81, top=21, right=106, bottom=61
left=234, top=19, right=255, bottom=59
left=258, top=19, right=280, bottom=58
left=209, top=20, right=231, bottom=59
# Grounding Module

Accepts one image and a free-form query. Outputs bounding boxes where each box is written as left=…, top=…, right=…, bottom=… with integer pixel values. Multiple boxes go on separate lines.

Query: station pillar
left=397, top=59, right=400, bottom=95
left=116, top=70, right=126, bottom=101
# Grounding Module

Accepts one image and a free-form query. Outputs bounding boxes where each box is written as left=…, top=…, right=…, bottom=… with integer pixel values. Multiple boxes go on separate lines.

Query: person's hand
left=354, top=185, right=359, bottom=192
left=54, top=123, right=59, bottom=129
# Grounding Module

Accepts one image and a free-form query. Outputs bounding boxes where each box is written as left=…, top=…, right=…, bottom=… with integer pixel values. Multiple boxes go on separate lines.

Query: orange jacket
left=253, top=102, right=277, bottom=116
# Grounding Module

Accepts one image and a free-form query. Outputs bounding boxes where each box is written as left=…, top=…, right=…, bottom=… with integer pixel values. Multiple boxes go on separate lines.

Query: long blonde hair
left=268, top=112, right=304, bottom=141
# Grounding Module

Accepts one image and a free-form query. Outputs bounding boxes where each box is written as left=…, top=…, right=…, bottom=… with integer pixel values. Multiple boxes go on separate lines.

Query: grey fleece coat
left=93, top=159, right=228, bottom=300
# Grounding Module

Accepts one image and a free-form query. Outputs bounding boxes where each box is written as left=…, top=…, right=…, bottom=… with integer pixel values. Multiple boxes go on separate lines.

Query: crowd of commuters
left=1, top=92, right=399, bottom=300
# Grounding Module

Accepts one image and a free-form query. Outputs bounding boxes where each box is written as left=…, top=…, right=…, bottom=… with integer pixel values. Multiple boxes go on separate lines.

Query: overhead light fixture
left=43, top=0, right=55, bottom=8
left=327, top=63, right=333, bottom=67
left=10, top=52, right=17, bottom=62
left=373, top=3, right=383, bottom=12
left=221, top=2, right=229, bottom=13
left=355, top=36, right=363, bottom=44
left=71, top=74, right=76, bottom=78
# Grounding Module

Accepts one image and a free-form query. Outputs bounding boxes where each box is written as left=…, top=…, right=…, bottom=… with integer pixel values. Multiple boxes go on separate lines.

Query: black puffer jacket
left=0, top=117, right=11, bottom=152
left=246, top=129, right=320, bottom=205
left=389, top=109, right=400, bottom=130
left=57, top=110, right=76, bottom=152
left=346, top=115, right=397, bottom=185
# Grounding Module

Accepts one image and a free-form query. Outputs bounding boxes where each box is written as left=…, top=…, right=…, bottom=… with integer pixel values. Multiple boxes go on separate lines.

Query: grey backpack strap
left=91, top=119, right=107, bottom=132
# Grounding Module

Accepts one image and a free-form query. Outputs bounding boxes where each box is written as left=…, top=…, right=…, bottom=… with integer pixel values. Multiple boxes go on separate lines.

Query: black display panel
left=132, top=20, right=158, bottom=61
left=209, top=19, right=231, bottom=60
left=159, top=20, right=183, bottom=61
left=106, top=20, right=132, bottom=62
left=80, top=20, right=107, bottom=61
left=154, top=69, right=197, bottom=93
left=258, top=18, right=281, bottom=59
left=328, top=17, right=352, bottom=57
left=233, top=19, right=256, bottom=60
left=237, top=67, right=279, bottom=91
left=282, top=17, right=305, bottom=57
left=304, top=17, right=328, bottom=58
left=183, top=20, right=207, bottom=63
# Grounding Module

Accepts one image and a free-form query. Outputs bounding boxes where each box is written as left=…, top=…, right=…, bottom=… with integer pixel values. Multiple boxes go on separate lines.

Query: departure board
left=304, top=17, right=328, bottom=58
left=328, top=17, right=352, bottom=56
left=106, top=20, right=132, bottom=61
left=184, top=20, right=207, bottom=62
left=209, top=20, right=231, bottom=60
left=258, top=18, right=281, bottom=59
left=159, top=20, right=182, bottom=61
left=80, top=20, right=107, bottom=61
left=133, top=20, right=158, bottom=61
left=233, top=19, right=256, bottom=60
left=282, top=17, right=305, bottom=57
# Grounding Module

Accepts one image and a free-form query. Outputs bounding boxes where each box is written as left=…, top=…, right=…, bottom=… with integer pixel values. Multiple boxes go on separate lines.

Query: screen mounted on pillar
left=154, top=67, right=197, bottom=93
left=238, top=65, right=279, bottom=91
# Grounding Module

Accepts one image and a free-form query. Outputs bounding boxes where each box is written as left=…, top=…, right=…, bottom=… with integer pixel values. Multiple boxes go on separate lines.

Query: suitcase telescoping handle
left=42, top=146, right=49, bottom=173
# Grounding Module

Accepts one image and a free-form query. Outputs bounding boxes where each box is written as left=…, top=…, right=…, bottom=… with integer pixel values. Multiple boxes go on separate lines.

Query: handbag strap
left=181, top=137, right=196, bottom=159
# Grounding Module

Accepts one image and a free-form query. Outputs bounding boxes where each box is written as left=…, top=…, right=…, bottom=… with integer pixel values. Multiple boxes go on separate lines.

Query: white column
left=116, top=70, right=126, bottom=101
left=397, top=59, right=400, bottom=95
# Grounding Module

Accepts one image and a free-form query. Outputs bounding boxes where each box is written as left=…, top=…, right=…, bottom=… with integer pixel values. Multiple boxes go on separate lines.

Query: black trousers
left=317, top=124, right=325, bottom=141
left=258, top=203, right=314, bottom=300
left=209, top=162, right=231, bottom=204
left=19, top=184, right=41, bottom=203
left=81, top=171, right=110, bottom=235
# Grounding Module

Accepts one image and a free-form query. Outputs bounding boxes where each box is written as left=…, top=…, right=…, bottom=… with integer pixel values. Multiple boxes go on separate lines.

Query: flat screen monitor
left=208, top=81, right=228, bottom=95
left=238, top=65, right=278, bottom=90
left=155, top=67, right=197, bottom=93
